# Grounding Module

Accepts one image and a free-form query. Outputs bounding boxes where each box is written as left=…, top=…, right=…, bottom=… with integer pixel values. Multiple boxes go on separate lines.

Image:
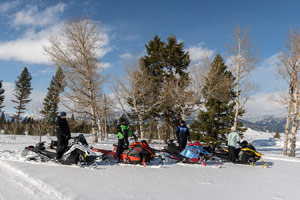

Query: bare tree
left=96, top=94, right=114, bottom=140
left=169, top=53, right=210, bottom=120
left=276, top=29, right=300, bottom=157
left=31, top=102, right=49, bottom=143
left=227, top=24, right=258, bottom=129
left=112, top=58, right=165, bottom=140
left=44, top=17, right=107, bottom=143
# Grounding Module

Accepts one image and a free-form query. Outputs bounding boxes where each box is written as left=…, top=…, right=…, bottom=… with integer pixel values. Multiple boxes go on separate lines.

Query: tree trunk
left=13, top=112, right=20, bottom=140
left=181, top=107, right=186, bottom=121
left=97, top=116, right=103, bottom=141
left=138, top=113, right=144, bottom=140
left=104, top=118, right=108, bottom=140
left=233, top=42, right=241, bottom=130
left=283, top=86, right=293, bottom=155
left=289, top=86, right=299, bottom=157
left=90, top=105, right=98, bottom=143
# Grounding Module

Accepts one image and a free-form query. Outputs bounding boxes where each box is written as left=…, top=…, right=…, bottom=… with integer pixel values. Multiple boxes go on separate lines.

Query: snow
left=0, top=129, right=300, bottom=200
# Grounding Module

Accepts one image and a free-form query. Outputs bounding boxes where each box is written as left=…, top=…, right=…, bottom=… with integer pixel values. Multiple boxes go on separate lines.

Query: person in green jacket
left=115, top=117, right=136, bottom=161
left=227, top=126, right=240, bottom=163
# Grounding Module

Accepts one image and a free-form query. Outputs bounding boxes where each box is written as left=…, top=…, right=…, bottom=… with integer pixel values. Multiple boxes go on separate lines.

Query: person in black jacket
left=56, top=112, right=71, bottom=160
left=176, top=120, right=191, bottom=150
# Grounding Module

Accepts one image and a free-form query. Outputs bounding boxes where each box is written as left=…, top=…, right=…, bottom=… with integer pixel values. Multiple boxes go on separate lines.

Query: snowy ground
left=0, top=129, right=299, bottom=200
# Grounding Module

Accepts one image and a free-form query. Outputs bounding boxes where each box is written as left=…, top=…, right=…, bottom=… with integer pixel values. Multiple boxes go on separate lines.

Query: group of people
left=55, top=112, right=241, bottom=163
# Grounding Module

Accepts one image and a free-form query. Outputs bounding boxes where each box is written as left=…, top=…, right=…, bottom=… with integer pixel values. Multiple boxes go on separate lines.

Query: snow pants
left=228, top=146, right=236, bottom=162
left=179, top=138, right=187, bottom=150
left=56, top=136, right=68, bottom=159
left=116, top=138, right=125, bottom=160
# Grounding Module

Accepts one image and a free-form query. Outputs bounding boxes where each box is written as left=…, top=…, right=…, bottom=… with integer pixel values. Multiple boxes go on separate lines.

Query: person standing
left=115, top=117, right=135, bottom=162
left=56, top=112, right=71, bottom=160
left=227, top=126, right=240, bottom=163
left=176, top=120, right=191, bottom=150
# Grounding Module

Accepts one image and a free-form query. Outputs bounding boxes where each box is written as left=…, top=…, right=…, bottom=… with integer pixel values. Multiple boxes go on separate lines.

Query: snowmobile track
left=0, top=160, right=67, bottom=200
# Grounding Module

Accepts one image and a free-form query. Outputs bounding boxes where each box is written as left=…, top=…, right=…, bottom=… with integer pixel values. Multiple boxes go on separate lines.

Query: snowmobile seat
left=36, top=142, right=46, bottom=150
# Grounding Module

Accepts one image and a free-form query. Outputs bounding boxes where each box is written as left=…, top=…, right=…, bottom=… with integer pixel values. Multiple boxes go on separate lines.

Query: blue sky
left=0, top=0, right=298, bottom=115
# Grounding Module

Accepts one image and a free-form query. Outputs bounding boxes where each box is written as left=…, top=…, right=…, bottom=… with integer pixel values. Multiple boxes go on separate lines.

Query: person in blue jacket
left=176, top=120, right=191, bottom=150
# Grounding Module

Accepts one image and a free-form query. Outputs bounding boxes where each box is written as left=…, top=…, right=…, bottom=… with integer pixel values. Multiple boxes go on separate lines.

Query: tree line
left=0, top=17, right=298, bottom=157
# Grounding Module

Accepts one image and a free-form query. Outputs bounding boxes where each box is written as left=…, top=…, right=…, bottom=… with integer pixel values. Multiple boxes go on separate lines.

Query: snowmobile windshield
left=74, top=134, right=88, bottom=146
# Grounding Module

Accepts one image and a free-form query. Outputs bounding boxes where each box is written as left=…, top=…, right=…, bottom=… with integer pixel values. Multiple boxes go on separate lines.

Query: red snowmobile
left=91, top=138, right=163, bottom=167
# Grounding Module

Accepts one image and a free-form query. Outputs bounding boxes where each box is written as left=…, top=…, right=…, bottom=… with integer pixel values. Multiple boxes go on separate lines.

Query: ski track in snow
left=0, top=160, right=67, bottom=200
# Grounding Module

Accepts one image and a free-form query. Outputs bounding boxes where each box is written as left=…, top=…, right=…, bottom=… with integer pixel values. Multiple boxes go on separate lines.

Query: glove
left=132, top=134, right=137, bottom=139
left=124, top=141, right=129, bottom=149
left=66, top=135, right=71, bottom=140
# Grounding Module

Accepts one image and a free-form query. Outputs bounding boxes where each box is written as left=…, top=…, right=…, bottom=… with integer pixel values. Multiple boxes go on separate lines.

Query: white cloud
left=0, top=3, right=111, bottom=65
left=0, top=25, right=60, bottom=64
left=95, top=32, right=111, bottom=59
left=186, top=44, right=214, bottom=63
left=0, top=0, right=20, bottom=13
left=2, top=81, right=46, bottom=113
left=97, top=62, right=112, bottom=71
left=12, top=3, right=65, bottom=28
left=32, top=67, right=55, bottom=76
left=120, top=53, right=133, bottom=60
left=260, top=53, right=280, bottom=70
left=244, top=92, right=286, bottom=116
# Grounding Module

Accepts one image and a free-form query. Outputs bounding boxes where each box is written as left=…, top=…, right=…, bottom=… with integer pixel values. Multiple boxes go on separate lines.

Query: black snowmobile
left=161, top=140, right=188, bottom=162
left=22, top=134, right=99, bottom=166
left=212, top=140, right=268, bottom=167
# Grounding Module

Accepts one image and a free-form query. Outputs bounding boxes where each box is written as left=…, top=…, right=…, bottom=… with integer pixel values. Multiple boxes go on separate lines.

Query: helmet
left=60, top=112, right=67, bottom=117
left=241, top=140, right=248, bottom=145
left=180, top=120, right=185, bottom=124
left=119, top=117, right=126, bottom=123
left=241, top=140, right=248, bottom=148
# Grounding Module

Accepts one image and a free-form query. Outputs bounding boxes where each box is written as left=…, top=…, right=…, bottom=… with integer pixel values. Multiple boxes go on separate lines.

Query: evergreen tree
left=191, top=54, right=245, bottom=145
left=161, top=35, right=190, bottom=127
left=41, top=67, right=65, bottom=122
left=0, top=80, right=5, bottom=112
left=68, top=114, right=76, bottom=133
left=0, top=112, right=6, bottom=130
left=12, top=67, right=32, bottom=137
left=141, top=35, right=191, bottom=140
left=274, top=130, right=281, bottom=139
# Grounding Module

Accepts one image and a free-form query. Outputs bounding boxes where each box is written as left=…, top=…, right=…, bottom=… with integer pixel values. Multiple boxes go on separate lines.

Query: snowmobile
left=92, top=138, right=163, bottom=167
left=21, top=134, right=99, bottom=166
left=212, top=140, right=269, bottom=167
left=161, top=140, right=222, bottom=167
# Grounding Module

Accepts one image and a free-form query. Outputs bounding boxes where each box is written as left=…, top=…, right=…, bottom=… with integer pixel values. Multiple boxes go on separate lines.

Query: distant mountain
left=240, top=115, right=287, bottom=133
left=2, top=112, right=38, bottom=121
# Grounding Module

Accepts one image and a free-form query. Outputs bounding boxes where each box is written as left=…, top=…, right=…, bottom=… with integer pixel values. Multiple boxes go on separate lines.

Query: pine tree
left=68, top=114, right=76, bottom=133
left=191, top=54, right=245, bottom=145
left=41, top=67, right=65, bottom=122
left=12, top=67, right=32, bottom=138
left=0, top=112, right=6, bottom=130
left=0, top=80, right=5, bottom=112
left=160, top=35, right=190, bottom=127
left=274, top=130, right=281, bottom=139
left=141, top=35, right=191, bottom=140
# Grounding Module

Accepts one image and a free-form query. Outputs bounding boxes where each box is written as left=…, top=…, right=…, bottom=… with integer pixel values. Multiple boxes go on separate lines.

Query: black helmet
left=60, top=112, right=67, bottom=117
left=241, top=140, right=248, bottom=145
left=119, top=117, right=126, bottom=123
left=180, top=120, right=185, bottom=124
left=241, top=140, right=248, bottom=148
